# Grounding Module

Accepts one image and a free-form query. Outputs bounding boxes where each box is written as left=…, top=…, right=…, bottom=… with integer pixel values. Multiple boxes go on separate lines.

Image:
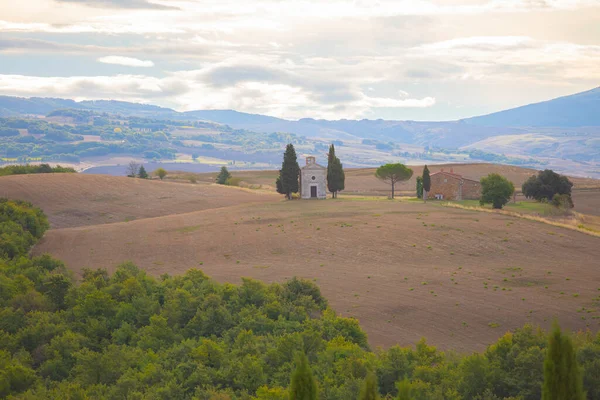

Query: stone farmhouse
left=300, top=156, right=327, bottom=199
left=427, top=168, right=481, bottom=200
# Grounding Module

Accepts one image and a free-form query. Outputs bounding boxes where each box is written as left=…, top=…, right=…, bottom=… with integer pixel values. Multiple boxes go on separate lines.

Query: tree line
left=0, top=198, right=597, bottom=399
left=0, top=164, right=76, bottom=177
left=375, top=162, right=573, bottom=210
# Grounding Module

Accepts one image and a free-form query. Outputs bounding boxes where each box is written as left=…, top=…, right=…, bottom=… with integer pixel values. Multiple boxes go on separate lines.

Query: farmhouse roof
left=430, top=170, right=479, bottom=183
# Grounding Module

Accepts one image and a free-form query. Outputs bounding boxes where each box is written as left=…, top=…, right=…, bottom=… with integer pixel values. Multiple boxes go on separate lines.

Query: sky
left=0, top=0, right=599, bottom=121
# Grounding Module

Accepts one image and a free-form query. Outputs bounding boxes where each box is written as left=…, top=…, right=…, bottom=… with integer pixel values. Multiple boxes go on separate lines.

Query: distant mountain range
left=466, top=87, right=600, bottom=128
left=1, top=87, right=598, bottom=170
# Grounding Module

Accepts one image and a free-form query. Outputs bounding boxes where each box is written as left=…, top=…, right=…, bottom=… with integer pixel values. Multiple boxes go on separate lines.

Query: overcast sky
left=1, top=0, right=599, bottom=120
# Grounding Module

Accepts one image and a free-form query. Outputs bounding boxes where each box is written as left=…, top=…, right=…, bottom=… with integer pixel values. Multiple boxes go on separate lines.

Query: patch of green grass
left=177, top=225, right=203, bottom=233
left=452, top=199, right=551, bottom=214
left=488, top=322, right=500, bottom=328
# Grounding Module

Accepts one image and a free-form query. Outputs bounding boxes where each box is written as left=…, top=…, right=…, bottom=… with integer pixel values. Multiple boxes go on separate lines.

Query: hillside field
left=2, top=166, right=600, bottom=352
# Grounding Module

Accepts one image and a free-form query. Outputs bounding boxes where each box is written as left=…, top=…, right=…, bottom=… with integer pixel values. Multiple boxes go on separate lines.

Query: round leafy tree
left=375, top=163, right=413, bottom=199
left=479, top=173, right=514, bottom=209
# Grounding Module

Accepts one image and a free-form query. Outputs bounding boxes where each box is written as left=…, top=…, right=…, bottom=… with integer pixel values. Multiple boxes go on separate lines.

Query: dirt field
left=572, top=189, right=600, bottom=217
left=5, top=170, right=600, bottom=352
left=32, top=193, right=600, bottom=352
left=0, top=174, right=279, bottom=229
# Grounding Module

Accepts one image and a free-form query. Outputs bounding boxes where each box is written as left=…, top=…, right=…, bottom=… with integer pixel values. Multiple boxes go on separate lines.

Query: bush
left=154, top=168, right=167, bottom=180
left=551, top=194, right=574, bottom=210
left=226, top=177, right=242, bottom=186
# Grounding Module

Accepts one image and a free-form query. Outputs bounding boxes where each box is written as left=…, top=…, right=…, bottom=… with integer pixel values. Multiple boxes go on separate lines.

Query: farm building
left=427, top=168, right=481, bottom=200
left=300, top=156, right=327, bottom=199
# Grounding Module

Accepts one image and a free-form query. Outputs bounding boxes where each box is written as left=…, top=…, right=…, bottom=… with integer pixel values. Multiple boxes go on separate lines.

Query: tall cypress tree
left=542, top=323, right=585, bottom=400
left=416, top=176, right=423, bottom=199
left=396, top=378, right=414, bottom=400
left=277, top=144, right=300, bottom=199
left=327, top=144, right=345, bottom=198
left=422, top=165, right=431, bottom=202
left=289, top=353, right=318, bottom=400
left=327, top=144, right=336, bottom=197
left=138, top=165, right=148, bottom=179
left=358, top=372, right=380, bottom=400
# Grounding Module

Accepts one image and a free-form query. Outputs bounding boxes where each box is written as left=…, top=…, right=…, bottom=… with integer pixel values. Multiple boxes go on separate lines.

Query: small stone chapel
left=300, top=156, right=327, bottom=199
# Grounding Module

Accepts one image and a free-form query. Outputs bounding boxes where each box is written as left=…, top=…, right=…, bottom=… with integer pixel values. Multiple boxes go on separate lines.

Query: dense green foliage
left=217, top=166, right=232, bottom=185
left=480, top=173, right=515, bottom=209
left=542, top=324, right=585, bottom=400
left=416, top=176, right=423, bottom=199
left=359, top=372, right=380, bottom=400
left=326, top=145, right=345, bottom=198
left=277, top=144, right=300, bottom=199
left=375, top=163, right=413, bottom=199
left=396, top=378, right=414, bottom=400
left=290, top=353, right=318, bottom=400
left=0, top=164, right=76, bottom=176
left=1, top=200, right=599, bottom=399
left=0, top=199, right=49, bottom=259
left=522, top=170, right=573, bottom=202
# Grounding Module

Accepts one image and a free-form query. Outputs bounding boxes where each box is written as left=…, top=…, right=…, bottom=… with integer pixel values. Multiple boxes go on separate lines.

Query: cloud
left=0, top=74, right=189, bottom=101
left=54, top=0, right=178, bottom=10
left=0, top=0, right=599, bottom=120
left=98, top=56, right=154, bottom=67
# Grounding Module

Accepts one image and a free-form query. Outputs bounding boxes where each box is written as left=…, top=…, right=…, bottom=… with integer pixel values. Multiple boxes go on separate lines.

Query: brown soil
left=33, top=194, right=600, bottom=352
left=5, top=169, right=600, bottom=352
left=0, top=174, right=279, bottom=229
left=572, top=189, right=600, bottom=217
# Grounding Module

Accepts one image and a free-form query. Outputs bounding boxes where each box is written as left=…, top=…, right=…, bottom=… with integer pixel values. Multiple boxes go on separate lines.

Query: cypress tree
left=416, top=176, right=423, bottom=199
left=276, top=174, right=284, bottom=195
left=358, top=372, right=380, bottom=400
left=327, top=144, right=345, bottom=198
left=278, top=144, right=300, bottom=199
left=327, top=144, right=336, bottom=197
left=422, top=165, right=431, bottom=202
left=396, top=378, right=414, bottom=400
left=542, top=323, right=585, bottom=400
left=216, top=166, right=231, bottom=185
left=289, top=353, right=318, bottom=400
left=138, top=165, right=148, bottom=179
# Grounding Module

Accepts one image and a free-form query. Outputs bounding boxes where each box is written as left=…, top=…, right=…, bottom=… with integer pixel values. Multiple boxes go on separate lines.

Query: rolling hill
left=465, top=87, right=600, bottom=127
left=2, top=171, right=599, bottom=351
left=1, top=86, right=598, bottom=176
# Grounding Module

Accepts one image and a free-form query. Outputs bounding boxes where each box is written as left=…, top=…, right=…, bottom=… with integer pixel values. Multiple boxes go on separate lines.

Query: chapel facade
left=300, top=156, right=327, bottom=199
